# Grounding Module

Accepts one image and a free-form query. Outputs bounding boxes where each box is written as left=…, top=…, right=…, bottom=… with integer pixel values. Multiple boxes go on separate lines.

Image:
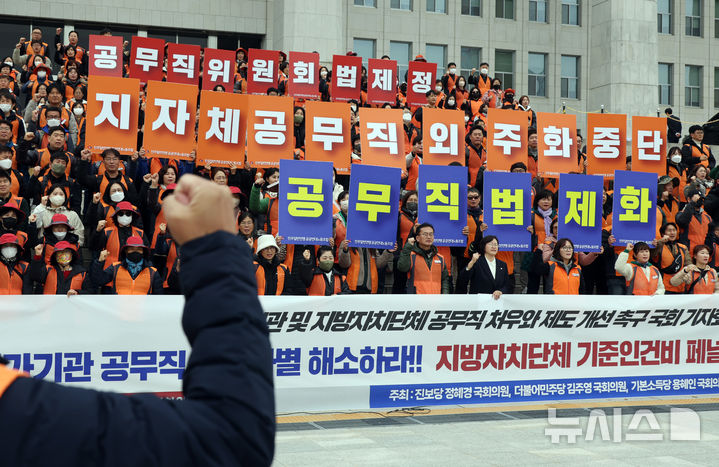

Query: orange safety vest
left=0, top=364, right=24, bottom=398
left=37, top=148, right=73, bottom=177
left=6, top=169, right=20, bottom=197
left=532, top=210, right=556, bottom=247
left=398, top=212, right=416, bottom=246
left=657, top=242, right=688, bottom=293
left=43, top=267, right=85, bottom=294
left=0, top=261, right=27, bottom=295
left=688, top=269, right=718, bottom=294
left=346, top=248, right=378, bottom=293
left=626, top=264, right=661, bottom=295
left=113, top=264, right=154, bottom=295
left=660, top=199, right=679, bottom=225
left=545, top=260, right=582, bottom=295
left=254, top=262, right=287, bottom=296
left=406, top=155, right=421, bottom=191
left=464, top=213, right=482, bottom=258
left=475, top=74, right=492, bottom=97
left=466, top=144, right=484, bottom=187
left=688, top=143, right=712, bottom=168
left=668, top=165, right=686, bottom=201
left=103, top=226, right=145, bottom=269
left=468, top=99, right=482, bottom=118
left=264, top=196, right=279, bottom=235
left=1, top=195, right=24, bottom=212
left=687, top=212, right=713, bottom=252
left=307, top=271, right=343, bottom=296
left=335, top=216, right=347, bottom=248
left=497, top=250, right=515, bottom=275
left=162, top=241, right=178, bottom=288
left=99, top=174, right=130, bottom=201
left=406, top=251, right=445, bottom=294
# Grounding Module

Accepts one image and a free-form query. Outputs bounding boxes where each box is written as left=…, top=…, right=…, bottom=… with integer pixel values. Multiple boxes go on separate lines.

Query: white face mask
left=320, top=71, right=327, bottom=78
left=3, top=61, right=11, bottom=67
left=50, top=194, right=65, bottom=206
left=37, top=70, right=47, bottom=79
left=435, top=85, right=442, bottom=92
left=340, top=200, right=349, bottom=211
left=117, top=214, right=133, bottom=227
left=448, top=67, right=456, bottom=75
left=0, top=103, right=10, bottom=113
left=0, top=159, right=11, bottom=170
left=671, top=155, right=682, bottom=164
left=402, top=113, right=411, bottom=123
left=447, top=99, right=455, bottom=106
left=46, top=118, right=61, bottom=128
left=1, top=245, right=17, bottom=260
left=110, top=191, right=125, bottom=203
left=54, top=231, right=67, bottom=240
left=73, top=107, right=83, bottom=116
left=464, top=115, right=470, bottom=123
left=480, top=68, right=488, bottom=75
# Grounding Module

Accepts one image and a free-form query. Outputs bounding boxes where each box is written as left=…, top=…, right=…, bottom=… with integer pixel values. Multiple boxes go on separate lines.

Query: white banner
left=1, top=295, right=718, bottom=412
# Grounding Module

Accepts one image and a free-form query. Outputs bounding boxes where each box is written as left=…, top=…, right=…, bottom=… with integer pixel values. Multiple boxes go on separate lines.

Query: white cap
left=256, top=234, right=279, bottom=254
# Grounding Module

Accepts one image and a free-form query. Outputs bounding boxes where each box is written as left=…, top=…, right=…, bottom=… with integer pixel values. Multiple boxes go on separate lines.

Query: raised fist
left=96, top=220, right=107, bottom=232
left=99, top=250, right=110, bottom=262
left=34, top=244, right=43, bottom=256
left=92, top=192, right=102, bottom=204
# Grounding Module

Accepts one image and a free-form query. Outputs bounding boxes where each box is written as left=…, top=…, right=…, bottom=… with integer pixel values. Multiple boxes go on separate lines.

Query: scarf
left=126, top=259, right=144, bottom=279
left=538, top=207, right=553, bottom=238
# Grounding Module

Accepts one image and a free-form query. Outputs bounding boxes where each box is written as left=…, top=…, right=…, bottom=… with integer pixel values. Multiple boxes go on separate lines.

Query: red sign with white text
left=331, top=55, right=362, bottom=102
left=406, top=61, right=437, bottom=106
left=247, top=48, right=280, bottom=95
left=367, top=58, right=397, bottom=105
left=88, top=35, right=123, bottom=77
left=166, top=43, right=201, bottom=86
left=202, top=48, right=236, bottom=91
left=288, top=51, right=320, bottom=99
left=129, top=36, right=165, bottom=83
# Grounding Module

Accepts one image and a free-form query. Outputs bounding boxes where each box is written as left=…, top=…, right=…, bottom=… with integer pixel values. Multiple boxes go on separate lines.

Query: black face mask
left=492, top=84, right=501, bottom=90
left=694, top=198, right=704, bottom=208
left=126, top=251, right=144, bottom=263
left=1, top=217, right=17, bottom=229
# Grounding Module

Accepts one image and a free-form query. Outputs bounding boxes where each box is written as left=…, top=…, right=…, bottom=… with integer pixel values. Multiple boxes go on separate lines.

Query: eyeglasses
left=418, top=232, right=434, bottom=237
left=467, top=196, right=479, bottom=200
left=560, top=245, right=574, bottom=251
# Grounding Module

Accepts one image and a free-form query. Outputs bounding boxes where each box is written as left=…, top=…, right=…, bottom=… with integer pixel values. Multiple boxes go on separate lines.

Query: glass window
left=496, top=0, right=515, bottom=19
left=714, top=68, right=719, bottom=107
left=178, top=33, right=207, bottom=48
left=494, top=49, right=514, bottom=89
left=426, top=0, right=447, bottom=13
left=353, top=38, right=376, bottom=65
left=685, top=0, right=701, bottom=36
left=461, top=0, right=481, bottom=16
left=528, top=53, right=547, bottom=97
left=426, top=44, right=447, bottom=75
left=529, top=0, right=548, bottom=22
left=390, top=41, right=412, bottom=83
left=658, top=0, right=673, bottom=34
left=561, top=0, right=580, bottom=25
left=0, top=18, right=31, bottom=63
left=147, top=28, right=177, bottom=44
left=460, top=46, right=481, bottom=77
left=561, top=55, right=579, bottom=99
left=715, top=0, right=719, bottom=38
left=354, top=0, right=377, bottom=6
left=72, top=23, right=139, bottom=50
left=659, top=63, right=673, bottom=105
left=391, top=0, right=412, bottom=10
left=685, top=65, right=702, bottom=107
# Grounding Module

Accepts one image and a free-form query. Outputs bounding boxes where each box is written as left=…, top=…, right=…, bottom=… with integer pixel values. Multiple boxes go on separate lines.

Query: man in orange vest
left=397, top=222, right=450, bottom=294
left=91, top=235, right=163, bottom=294
left=0, top=233, right=29, bottom=294
left=676, top=188, right=714, bottom=252
left=681, top=125, right=715, bottom=172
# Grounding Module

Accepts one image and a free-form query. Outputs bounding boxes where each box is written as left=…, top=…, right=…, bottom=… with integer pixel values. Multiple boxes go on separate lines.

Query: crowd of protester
left=0, top=26, right=717, bottom=297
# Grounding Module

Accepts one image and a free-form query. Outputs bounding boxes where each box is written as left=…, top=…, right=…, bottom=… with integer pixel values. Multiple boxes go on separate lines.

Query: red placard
left=537, top=112, right=578, bottom=177
left=247, top=48, right=279, bottom=95
left=422, top=108, right=465, bottom=166
left=632, top=116, right=667, bottom=176
left=406, top=61, right=437, bottom=106
left=359, top=108, right=405, bottom=170
left=88, top=35, right=123, bottom=77
left=485, top=108, right=529, bottom=172
left=331, top=55, right=362, bottom=102
left=246, top=95, right=294, bottom=167
left=129, top=36, right=165, bottom=83
left=305, top=101, right=352, bottom=174
left=201, top=48, right=236, bottom=91
left=144, top=81, right=198, bottom=160
left=196, top=91, right=248, bottom=167
left=288, top=51, right=320, bottom=99
left=86, top=76, right=140, bottom=154
left=586, top=113, right=627, bottom=178
left=166, top=43, right=201, bottom=86
left=367, top=58, right=397, bottom=105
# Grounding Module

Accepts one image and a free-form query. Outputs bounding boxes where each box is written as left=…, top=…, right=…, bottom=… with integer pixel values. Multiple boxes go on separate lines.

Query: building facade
left=2, top=0, right=718, bottom=133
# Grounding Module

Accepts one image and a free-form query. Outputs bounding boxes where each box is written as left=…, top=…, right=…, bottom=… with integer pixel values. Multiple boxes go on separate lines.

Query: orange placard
left=305, top=101, right=352, bottom=174
left=586, top=113, right=626, bottom=178
left=422, top=108, right=465, bottom=166
left=196, top=90, right=247, bottom=167
left=632, top=116, right=667, bottom=177
left=86, top=76, right=140, bottom=154
left=143, top=81, right=198, bottom=160
left=537, top=112, right=578, bottom=177
left=246, top=95, right=294, bottom=167
left=486, top=108, right=528, bottom=172
left=359, top=108, right=405, bottom=170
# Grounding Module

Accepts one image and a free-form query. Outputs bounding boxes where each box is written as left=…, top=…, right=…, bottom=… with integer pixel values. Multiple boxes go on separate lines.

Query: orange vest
left=264, top=196, right=279, bottom=235
left=668, top=165, right=686, bottom=201
left=0, top=261, right=27, bottom=294
left=689, top=143, right=712, bottom=168
left=658, top=243, right=688, bottom=293
left=532, top=210, right=556, bottom=247
left=162, top=241, right=178, bottom=288
left=468, top=100, right=482, bottom=118
left=475, top=74, right=492, bottom=96
left=497, top=250, right=515, bottom=275
left=38, top=148, right=73, bottom=177
left=113, top=265, right=154, bottom=295
left=406, top=155, right=421, bottom=192
left=43, top=267, right=85, bottom=294
left=335, top=216, right=347, bottom=249
left=687, top=212, right=713, bottom=252
left=346, top=248, right=378, bottom=293
left=399, top=212, right=416, bottom=246
left=688, top=269, right=718, bottom=294
left=99, top=174, right=129, bottom=201
left=466, top=144, right=484, bottom=187
left=464, top=213, right=482, bottom=258
left=626, top=264, right=661, bottom=295
left=254, top=262, right=287, bottom=295
left=546, top=260, right=582, bottom=295
left=307, top=272, right=342, bottom=296
left=406, top=251, right=445, bottom=294
left=6, top=170, right=20, bottom=197
left=661, top=199, right=679, bottom=225
left=103, top=226, right=145, bottom=269
left=0, top=365, right=24, bottom=398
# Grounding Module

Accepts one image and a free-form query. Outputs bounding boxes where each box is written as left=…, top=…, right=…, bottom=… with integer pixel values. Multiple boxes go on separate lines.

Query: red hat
left=229, top=186, right=242, bottom=195
left=50, top=213, right=72, bottom=228
left=114, top=201, right=137, bottom=214
left=236, top=47, right=247, bottom=56
left=0, top=233, right=20, bottom=246
left=121, top=235, right=148, bottom=253
left=505, top=88, right=516, bottom=95
left=346, top=51, right=358, bottom=56
left=279, top=51, right=287, bottom=61
left=53, top=241, right=78, bottom=252
left=413, top=54, right=426, bottom=62
left=0, top=204, right=26, bottom=223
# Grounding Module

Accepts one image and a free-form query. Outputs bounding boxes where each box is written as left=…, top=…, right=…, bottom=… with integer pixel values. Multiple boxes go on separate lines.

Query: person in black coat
left=665, top=108, right=682, bottom=144
left=0, top=175, right=275, bottom=466
left=455, top=235, right=512, bottom=298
